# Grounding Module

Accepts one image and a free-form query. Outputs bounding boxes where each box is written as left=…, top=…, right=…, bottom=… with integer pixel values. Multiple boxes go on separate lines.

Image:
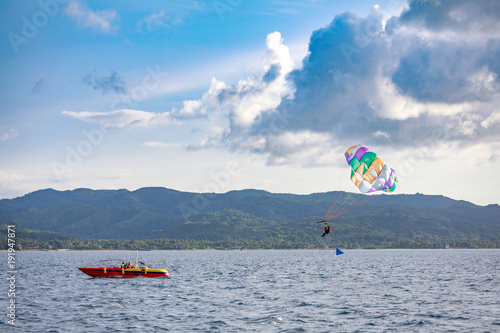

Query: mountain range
left=1, top=187, right=499, bottom=248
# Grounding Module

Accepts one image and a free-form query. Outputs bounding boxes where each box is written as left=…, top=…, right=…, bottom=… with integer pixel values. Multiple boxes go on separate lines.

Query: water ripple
left=2, top=249, right=499, bottom=332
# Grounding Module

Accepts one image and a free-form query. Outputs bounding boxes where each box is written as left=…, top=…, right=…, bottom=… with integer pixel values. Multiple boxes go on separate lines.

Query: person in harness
left=321, top=225, right=331, bottom=238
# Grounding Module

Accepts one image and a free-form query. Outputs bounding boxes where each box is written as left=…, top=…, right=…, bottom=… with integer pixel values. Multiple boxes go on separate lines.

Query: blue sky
left=1, top=0, right=499, bottom=205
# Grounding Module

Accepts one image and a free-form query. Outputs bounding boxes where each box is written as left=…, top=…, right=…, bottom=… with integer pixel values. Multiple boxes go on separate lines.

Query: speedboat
left=78, top=252, right=170, bottom=278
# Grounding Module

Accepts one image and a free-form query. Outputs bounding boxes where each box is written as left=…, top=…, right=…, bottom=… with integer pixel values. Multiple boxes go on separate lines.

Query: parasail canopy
left=323, top=145, right=398, bottom=222
left=345, top=145, right=397, bottom=194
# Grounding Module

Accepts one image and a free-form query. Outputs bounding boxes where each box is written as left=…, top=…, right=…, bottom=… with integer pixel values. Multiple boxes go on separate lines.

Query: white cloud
left=188, top=32, right=295, bottom=144
left=137, top=10, right=181, bottom=32
left=481, top=110, right=500, bottom=128
left=172, top=31, right=295, bottom=134
left=0, top=170, right=25, bottom=184
left=445, top=113, right=483, bottom=139
left=65, top=0, right=118, bottom=33
left=373, top=131, right=390, bottom=139
left=263, top=130, right=337, bottom=166
left=469, top=67, right=498, bottom=101
left=0, top=130, right=19, bottom=142
left=64, top=31, right=294, bottom=137
left=62, top=109, right=166, bottom=129
left=393, top=0, right=500, bottom=41
left=230, top=31, right=294, bottom=128
left=62, top=78, right=225, bottom=128
left=63, top=3, right=500, bottom=169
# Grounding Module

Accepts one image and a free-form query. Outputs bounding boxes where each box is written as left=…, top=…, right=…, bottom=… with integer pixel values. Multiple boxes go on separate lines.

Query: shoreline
left=2, top=247, right=499, bottom=252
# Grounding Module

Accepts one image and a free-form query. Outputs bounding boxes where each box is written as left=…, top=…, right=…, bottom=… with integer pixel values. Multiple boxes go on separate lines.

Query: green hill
left=1, top=188, right=499, bottom=249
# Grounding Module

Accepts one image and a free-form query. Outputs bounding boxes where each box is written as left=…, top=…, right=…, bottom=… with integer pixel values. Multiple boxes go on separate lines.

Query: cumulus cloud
left=186, top=32, right=296, bottom=152
left=64, top=1, right=500, bottom=167
left=240, top=1, right=500, bottom=165
left=65, top=31, right=293, bottom=132
left=65, top=0, right=118, bottom=33
left=395, top=0, right=500, bottom=37
left=82, top=71, right=127, bottom=95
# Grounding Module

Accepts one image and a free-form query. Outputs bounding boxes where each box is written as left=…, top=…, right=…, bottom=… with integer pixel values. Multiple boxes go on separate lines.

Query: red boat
left=78, top=255, right=170, bottom=278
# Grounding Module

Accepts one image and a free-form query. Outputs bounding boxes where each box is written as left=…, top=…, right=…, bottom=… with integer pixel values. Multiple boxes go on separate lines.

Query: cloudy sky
left=1, top=0, right=499, bottom=205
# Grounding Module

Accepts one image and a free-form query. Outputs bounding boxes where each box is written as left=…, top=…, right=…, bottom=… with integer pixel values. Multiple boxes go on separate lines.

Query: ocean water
left=1, top=249, right=499, bottom=332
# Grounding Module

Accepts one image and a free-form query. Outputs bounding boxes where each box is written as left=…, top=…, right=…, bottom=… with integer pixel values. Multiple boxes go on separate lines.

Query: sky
left=1, top=0, right=499, bottom=205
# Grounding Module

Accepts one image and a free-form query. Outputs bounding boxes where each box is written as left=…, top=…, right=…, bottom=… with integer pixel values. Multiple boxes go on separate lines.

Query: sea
left=1, top=249, right=499, bottom=332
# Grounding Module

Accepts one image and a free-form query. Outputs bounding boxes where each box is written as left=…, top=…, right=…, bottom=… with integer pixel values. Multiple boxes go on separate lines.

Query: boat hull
left=78, top=267, right=170, bottom=278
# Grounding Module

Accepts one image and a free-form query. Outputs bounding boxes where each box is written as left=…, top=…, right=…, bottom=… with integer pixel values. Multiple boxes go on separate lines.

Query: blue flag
left=336, top=248, right=344, bottom=255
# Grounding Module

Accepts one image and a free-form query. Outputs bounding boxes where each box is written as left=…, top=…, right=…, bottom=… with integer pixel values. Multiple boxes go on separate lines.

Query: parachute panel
left=345, top=145, right=398, bottom=193
left=369, top=157, right=384, bottom=174
left=359, top=151, right=377, bottom=168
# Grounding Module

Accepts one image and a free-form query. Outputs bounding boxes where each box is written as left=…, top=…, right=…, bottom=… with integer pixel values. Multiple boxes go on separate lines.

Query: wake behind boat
left=78, top=252, right=170, bottom=278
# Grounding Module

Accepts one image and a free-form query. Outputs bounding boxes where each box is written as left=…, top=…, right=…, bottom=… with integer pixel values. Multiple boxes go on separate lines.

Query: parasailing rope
left=323, top=166, right=377, bottom=221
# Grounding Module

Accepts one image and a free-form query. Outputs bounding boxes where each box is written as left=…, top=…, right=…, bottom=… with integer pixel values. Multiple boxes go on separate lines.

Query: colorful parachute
left=320, top=145, right=397, bottom=223
left=345, top=145, right=397, bottom=193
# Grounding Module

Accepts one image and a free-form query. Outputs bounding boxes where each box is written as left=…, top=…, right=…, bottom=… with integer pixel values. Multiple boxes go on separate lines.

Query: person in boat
left=126, top=262, right=132, bottom=269
left=121, top=262, right=125, bottom=268
left=321, top=225, right=331, bottom=238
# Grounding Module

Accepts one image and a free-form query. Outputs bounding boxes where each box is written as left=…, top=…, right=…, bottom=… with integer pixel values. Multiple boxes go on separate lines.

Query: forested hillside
left=1, top=188, right=499, bottom=249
